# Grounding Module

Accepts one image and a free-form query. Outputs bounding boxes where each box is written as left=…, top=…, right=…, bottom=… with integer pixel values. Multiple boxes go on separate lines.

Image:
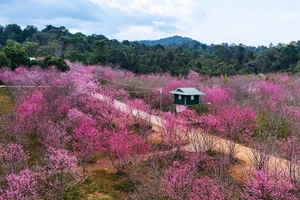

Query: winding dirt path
left=92, top=93, right=294, bottom=175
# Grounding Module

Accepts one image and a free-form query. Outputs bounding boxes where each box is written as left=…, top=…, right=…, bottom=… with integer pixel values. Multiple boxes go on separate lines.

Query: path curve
left=92, top=92, right=296, bottom=176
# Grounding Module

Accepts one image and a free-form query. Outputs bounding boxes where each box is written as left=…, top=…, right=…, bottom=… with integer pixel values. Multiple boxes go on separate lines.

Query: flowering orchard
left=1, top=63, right=300, bottom=199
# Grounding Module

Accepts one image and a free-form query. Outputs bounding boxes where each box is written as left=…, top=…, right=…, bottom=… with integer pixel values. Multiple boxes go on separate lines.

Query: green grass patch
left=113, top=180, right=135, bottom=192
left=109, top=171, right=128, bottom=181
left=255, top=113, right=291, bottom=138
left=189, top=104, right=210, bottom=115
left=25, top=135, right=42, bottom=167
left=0, top=87, right=14, bottom=114
left=67, top=169, right=130, bottom=200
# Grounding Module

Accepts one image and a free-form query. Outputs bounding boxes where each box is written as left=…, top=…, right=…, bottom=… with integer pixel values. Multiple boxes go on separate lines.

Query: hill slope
left=136, top=36, right=195, bottom=46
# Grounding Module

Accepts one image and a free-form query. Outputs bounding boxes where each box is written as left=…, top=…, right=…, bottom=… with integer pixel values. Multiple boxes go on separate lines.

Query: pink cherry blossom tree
left=161, top=112, right=189, bottom=154
left=0, top=169, right=38, bottom=200
left=71, top=116, right=101, bottom=173
left=16, top=91, right=45, bottom=133
left=163, top=161, right=224, bottom=200
left=190, top=114, right=221, bottom=153
left=248, top=132, right=277, bottom=172
left=1, top=113, right=26, bottom=144
left=258, top=81, right=284, bottom=109
left=125, top=98, right=152, bottom=139
left=0, top=143, right=29, bottom=174
left=37, top=148, right=81, bottom=199
left=217, top=105, right=256, bottom=162
left=108, top=126, right=151, bottom=173
left=36, top=120, right=71, bottom=150
left=282, top=136, right=300, bottom=182
left=204, top=86, right=236, bottom=113
left=100, top=67, right=116, bottom=81
left=243, top=169, right=297, bottom=200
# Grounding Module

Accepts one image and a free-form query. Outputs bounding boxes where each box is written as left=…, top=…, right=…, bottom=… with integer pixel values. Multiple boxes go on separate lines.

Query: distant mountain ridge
left=136, top=36, right=196, bottom=46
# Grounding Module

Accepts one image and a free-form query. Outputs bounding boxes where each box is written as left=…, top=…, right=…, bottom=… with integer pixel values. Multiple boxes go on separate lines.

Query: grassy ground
left=0, top=87, right=14, bottom=142
left=0, top=87, right=14, bottom=114
left=65, top=155, right=131, bottom=200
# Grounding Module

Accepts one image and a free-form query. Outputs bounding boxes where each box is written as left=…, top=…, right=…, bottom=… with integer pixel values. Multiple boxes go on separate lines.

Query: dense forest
left=1, top=23, right=300, bottom=75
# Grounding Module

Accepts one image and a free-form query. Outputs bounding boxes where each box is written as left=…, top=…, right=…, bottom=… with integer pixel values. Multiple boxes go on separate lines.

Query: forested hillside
left=1, top=23, right=300, bottom=75
left=136, top=36, right=195, bottom=45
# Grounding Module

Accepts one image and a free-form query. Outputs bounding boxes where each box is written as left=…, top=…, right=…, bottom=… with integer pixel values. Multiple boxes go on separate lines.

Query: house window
left=191, top=95, right=194, bottom=100
left=178, top=95, right=182, bottom=100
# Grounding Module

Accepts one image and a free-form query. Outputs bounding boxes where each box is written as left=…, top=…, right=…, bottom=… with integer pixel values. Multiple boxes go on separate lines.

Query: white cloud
left=1, top=0, right=300, bottom=45
left=152, top=21, right=166, bottom=26
left=90, top=0, right=202, bottom=16
left=111, top=25, right=175, bottom=41
left=87, top=0, right=205, bottom=40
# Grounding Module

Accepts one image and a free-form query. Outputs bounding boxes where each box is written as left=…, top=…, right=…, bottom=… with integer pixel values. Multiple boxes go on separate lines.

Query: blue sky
left=0, top=0, right=300, bottom=46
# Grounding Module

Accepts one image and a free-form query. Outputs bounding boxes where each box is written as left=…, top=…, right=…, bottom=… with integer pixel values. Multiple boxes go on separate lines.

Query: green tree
left=65, top=50, right=86, bottom=63
left=1, top=40, right=29, bottom=69
left=289, top=61, right=300, bottom=74
left=218, top=62, right=236, bottom=75
left=0, top=51, right=12, bottom=68
left=43, top=55, right=70, bottom=71
left=282, top=44, right=299, bottom=69
left=0, top=25, right=5, bottom=46
left=92, top=40, right=107, bottom=64
left=253, top=55, right=271, bottom=73
left=213, top=45, right=232, bottom=62
left=0, top=25, right=3, bottom=35
left=22, top=41, right=39, bottom=57
left=2, top=24, right=23, bottom=43
left=21, top=25, right=38, bottom=41
left=30, top=32, right=57, bottom=46
left=35, top=40, right=64, bottom=57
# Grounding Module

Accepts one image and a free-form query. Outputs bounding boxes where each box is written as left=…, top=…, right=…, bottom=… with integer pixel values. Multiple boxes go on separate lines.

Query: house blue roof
left=170, top=87, right=205, bottom=95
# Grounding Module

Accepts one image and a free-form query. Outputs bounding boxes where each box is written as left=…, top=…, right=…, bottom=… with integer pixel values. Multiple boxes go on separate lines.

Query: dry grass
left=229, top=161, right=252, bottom=184
left=0, top=87, right=14, bottom=141
left=0, top=87, right=14, bottom=114
left=66, top=154, right=130, bottom=200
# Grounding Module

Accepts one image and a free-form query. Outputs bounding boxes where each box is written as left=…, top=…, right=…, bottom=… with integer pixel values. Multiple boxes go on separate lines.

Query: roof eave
left=170, top=91, right=205, bottom=95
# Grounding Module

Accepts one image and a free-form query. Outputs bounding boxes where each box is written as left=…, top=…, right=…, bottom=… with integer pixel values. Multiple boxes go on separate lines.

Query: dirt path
left=92, top=93, right=293, bottom=175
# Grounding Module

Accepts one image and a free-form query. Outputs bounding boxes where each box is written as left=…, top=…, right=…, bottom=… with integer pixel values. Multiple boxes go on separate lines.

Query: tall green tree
left=1, top=40, right=29, bottom=69
left=2, top=24, right=23, bottom=43
left=22, top=41, right=39, bottom=57
left=21, top=25, right=38, bottom=41
left=282, top=45, right=299, bottom=69
left=0, top=51, right=11, bottom=68
left=92, top=40, right=107, bottom=64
